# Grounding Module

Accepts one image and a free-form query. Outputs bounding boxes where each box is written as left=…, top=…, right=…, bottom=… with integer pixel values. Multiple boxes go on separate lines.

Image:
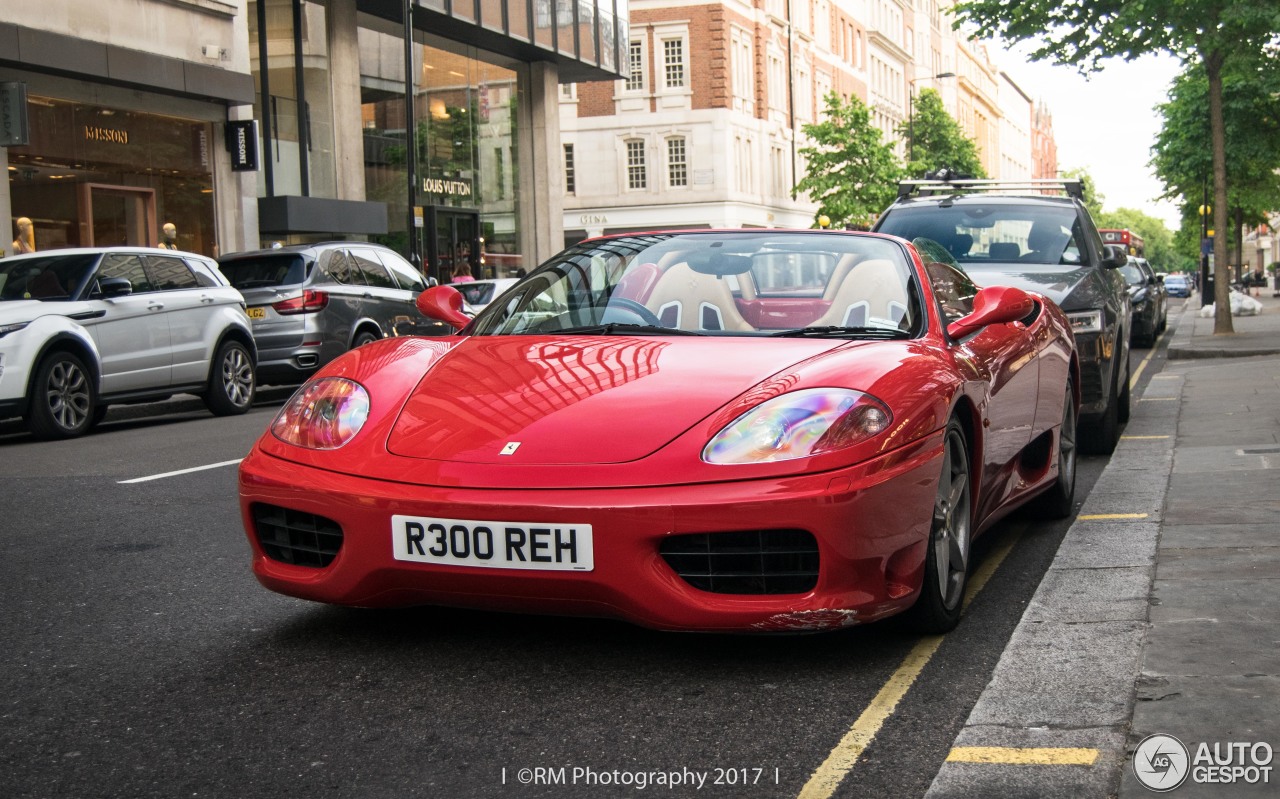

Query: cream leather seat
left=809, top=259, right=909, bottom=328
left=644, top=262, right=755, bottom=332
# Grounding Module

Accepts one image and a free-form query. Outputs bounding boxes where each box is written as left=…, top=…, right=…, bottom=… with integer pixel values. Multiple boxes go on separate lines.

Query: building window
left=626, top=39, right=646, bottom=92
left=767, top=50, right=785, bottom=111
left=560, top=83, right=577, bottom=101
left=626, top=139, right=647, bottom=190
left=667, top=137, right=688, bottom=188
left=731, top=27, right=754, bottom=114
left=564, top=143, right=576, bottom=194
left=662, top=38, right=685, bottom=89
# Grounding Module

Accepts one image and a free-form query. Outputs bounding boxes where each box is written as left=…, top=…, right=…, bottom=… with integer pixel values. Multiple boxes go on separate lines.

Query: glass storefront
left=7, top=97, right=216, bottom=255
left=359, top=22, right=524, bottom=285
left=250, top=0, right=337, bottom=201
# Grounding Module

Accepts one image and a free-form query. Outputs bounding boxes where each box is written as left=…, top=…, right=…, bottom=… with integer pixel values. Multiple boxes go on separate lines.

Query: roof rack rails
left=897, top=178, right=1084, bottom=201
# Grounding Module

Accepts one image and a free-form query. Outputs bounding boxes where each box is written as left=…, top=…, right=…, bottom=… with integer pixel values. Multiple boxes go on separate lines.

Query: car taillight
left=273, top=290, right=329, bottom=315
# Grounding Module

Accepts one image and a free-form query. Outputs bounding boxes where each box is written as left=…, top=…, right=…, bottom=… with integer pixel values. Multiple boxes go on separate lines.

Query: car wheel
left=27, top=351, right=96, bottom=439
left=1080, top=378, right=1120, bottom=455
left=1031, top=380, right=1077, bottom=519
left=204, top=340, right=255, bottom=416
left=352, top=329, right=379, bottom=348
left=1117, top=361, right=1131, bottom=424
left=907, top=418, right=972, bottom=634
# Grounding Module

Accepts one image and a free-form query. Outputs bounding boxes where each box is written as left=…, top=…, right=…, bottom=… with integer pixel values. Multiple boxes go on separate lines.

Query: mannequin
left=12, top=217, right=35, bottom=254
left=160, top=222, right=179, bottom=250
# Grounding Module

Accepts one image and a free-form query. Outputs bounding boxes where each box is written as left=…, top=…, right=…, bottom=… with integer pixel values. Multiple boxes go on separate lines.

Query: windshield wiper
left=768, top=325, right=912, bottom=339
left=550, top=323, right=706, bottom=336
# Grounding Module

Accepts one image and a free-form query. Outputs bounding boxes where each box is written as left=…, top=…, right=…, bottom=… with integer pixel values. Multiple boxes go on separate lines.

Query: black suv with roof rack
left=873, top=177, right=1132, bottom=454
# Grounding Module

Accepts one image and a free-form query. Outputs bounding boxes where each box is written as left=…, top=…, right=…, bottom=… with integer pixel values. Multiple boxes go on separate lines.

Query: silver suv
left=0, top=247, right=256, bottom=438
left=218, top=243, right=441, bottom=386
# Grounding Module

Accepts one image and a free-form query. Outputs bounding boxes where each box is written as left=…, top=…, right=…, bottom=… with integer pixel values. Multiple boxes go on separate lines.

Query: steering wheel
left=602, top=298, right=663, bottom=327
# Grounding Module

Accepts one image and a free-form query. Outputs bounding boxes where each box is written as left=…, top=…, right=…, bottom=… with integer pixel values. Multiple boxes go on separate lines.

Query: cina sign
left=84, top=124, right=129, bottom=144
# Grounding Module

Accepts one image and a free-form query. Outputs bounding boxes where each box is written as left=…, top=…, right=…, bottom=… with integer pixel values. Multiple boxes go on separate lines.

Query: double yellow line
left=799, top=326, right=1173, bottom=797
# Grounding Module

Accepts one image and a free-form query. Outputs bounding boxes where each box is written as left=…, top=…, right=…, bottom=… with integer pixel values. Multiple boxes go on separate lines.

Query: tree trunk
left=1207, top=50, right=1234, bottom=334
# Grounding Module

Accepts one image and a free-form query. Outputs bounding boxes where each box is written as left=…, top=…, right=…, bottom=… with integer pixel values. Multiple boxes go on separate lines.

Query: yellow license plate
left=246, top=307, right=267, bottom=319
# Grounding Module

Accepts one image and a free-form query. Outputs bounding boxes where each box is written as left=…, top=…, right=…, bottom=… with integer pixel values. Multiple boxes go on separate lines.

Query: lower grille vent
left=252, top=504, right=343, bottom=567
left=659, top=529, right=819, bottom=595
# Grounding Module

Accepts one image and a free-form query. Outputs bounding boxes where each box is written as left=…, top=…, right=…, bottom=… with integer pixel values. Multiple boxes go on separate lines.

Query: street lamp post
left=907, top=72, right=956, bottom=167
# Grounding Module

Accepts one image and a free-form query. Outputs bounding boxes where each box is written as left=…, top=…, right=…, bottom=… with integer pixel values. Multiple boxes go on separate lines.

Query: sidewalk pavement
left=926, top=290, right=1280, bottom=798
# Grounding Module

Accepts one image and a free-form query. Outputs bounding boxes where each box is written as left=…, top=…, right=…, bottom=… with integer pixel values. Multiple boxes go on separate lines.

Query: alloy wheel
left=932, top=428, right=972, bottom=610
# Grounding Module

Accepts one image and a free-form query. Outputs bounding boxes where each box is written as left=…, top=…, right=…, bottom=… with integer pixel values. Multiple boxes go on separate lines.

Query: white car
left=0, top=247, right=257, bottom=438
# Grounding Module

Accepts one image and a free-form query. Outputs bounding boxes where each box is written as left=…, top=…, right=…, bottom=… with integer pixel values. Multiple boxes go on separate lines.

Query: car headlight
left=702, top=388, right=892, bottom=464
left=1065, top=310, right=1103, bottom=334
left=0, top=321, right=30, bottom=339
left=271, top=377, right=370, bottom=450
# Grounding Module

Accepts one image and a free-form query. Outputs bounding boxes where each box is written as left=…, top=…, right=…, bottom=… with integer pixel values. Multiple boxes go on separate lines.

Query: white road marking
left=119, top=458, right=244, bottom=484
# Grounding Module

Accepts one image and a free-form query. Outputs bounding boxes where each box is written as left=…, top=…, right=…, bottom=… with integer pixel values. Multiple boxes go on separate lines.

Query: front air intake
left=659, top=529, right=819, bottom=595
left=252, top=503, right=343, bottom=567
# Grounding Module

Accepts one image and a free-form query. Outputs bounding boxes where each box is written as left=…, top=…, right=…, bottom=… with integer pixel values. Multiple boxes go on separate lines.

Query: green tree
left=1096, top=207, right=1185, bottom=272
left=1059, top=166, right=1105, bottom=221
left=1151, top=53, right=1280, bottom=282
left=953, top=0, right=1280, bottom=332
left=897, top=88, right=987, bottom=179
left=795, top=91, right=903, bottom=229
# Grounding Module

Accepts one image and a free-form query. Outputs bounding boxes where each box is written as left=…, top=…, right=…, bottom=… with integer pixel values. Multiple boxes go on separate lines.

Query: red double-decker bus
left=1100, top=228, right=1145, bottom=257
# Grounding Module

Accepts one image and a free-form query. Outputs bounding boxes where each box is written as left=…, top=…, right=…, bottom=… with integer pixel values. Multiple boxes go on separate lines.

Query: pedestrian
left=451, top=262, right=475, bottom=283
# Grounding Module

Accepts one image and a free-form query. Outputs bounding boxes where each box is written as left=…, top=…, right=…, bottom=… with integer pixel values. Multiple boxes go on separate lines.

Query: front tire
left=1080, top=376, right=1120, bottom=455
left=907, top=419, right=972, bottom=634
left=1031, top=380, right=1078, bottom=519
left=27, top=351, right=96, bottom=439
left=204, top=340, right=255, bottom=416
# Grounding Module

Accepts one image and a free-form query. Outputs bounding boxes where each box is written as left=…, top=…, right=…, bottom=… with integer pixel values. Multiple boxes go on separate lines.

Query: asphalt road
left=0, top=335, right=1170, bottom=799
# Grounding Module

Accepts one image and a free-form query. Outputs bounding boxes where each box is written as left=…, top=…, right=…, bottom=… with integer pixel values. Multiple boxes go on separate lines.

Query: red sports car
left=239, top=231, right=1078, bottom=633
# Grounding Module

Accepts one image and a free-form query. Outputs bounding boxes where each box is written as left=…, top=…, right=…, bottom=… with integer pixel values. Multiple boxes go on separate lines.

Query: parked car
left=453, top=277, right=518, bottom=315
left=240, top=229, right=1078, bottom=634
left=873, top=176, right=1132, bottom=454
left=0, top=247, right=256, bottom=439
left=1164, top=274, right=1192, bottom=298
left=1122, top=257, right=1168, bottom=347
left=218, top=242, right=448, bottom=386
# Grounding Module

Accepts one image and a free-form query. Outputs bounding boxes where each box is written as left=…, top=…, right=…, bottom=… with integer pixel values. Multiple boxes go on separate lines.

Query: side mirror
left=415, top=285, right=471, bottom=331
left=99, top=277, right=133, bottom=298
left=1100, top=244, right=1128, bottom=269
left=947, top=285, right=1035, bottom=339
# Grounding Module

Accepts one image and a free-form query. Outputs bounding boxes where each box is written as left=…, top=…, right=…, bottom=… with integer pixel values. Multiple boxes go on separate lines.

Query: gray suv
left=0, top=247, right=256, bottom=438
left=873, top=178, right=1132, bottom=454
left=218, top=243, right=441, bottom=386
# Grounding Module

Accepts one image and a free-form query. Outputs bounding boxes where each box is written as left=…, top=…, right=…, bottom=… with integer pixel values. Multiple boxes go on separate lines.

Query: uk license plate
left=391, top=515, right=594, bottom=571
left=246, top=306, right=267, bottom=319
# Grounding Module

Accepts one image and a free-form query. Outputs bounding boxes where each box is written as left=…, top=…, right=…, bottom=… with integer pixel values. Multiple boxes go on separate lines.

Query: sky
left=990, top=42, right=1186, bottom=230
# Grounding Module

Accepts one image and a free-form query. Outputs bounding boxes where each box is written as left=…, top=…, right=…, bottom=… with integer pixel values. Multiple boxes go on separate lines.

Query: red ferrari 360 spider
left=239, top=231, right=1078, bottom=633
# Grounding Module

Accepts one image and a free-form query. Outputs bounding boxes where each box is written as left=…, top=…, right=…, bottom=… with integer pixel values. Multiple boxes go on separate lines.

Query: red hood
left=386, top=335, right=843, bottom=465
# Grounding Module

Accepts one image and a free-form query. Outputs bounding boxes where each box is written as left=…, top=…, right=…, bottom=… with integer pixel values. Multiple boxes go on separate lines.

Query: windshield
left=218, top=254, right=307, bottom=289
left=0, top=253, right=100, bottom=301
left=467, top=232, right=921, bottom=338
left=877, top=203, right=1086, bottom=268
left=1120, top=264, right=1145, bottom=285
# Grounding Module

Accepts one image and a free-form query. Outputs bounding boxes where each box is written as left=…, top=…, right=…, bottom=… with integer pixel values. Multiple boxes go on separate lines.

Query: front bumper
left=238, top=432, right=944, bottom=632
